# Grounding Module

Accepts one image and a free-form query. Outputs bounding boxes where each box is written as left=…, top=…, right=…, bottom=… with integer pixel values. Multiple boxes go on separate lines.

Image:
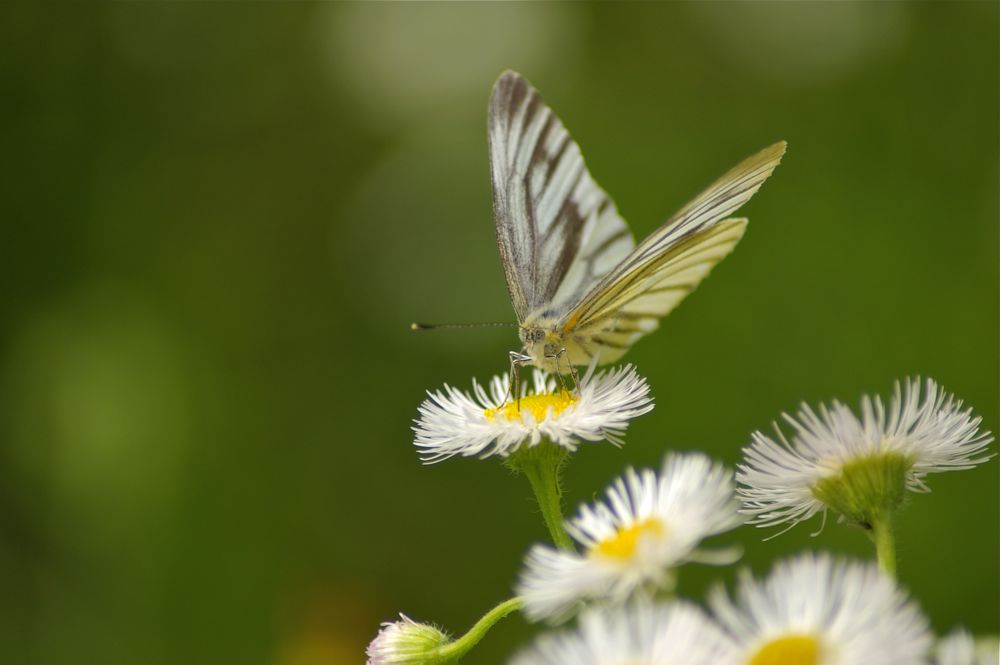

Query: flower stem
left=522, top=458, right=574, bottom=551
left=506, top=443, right=574, bottom=551
left=433, top=597, right=523, bottom=663
left=870, top=511, right=896, bottom=578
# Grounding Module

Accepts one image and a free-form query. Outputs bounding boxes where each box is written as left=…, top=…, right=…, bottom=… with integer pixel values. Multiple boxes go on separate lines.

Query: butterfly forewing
left=488, top=71, right=635, bottom=323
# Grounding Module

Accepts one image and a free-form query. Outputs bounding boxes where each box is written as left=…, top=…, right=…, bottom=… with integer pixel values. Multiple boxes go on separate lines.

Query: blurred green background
left=1, top=3, right=997, bottom=664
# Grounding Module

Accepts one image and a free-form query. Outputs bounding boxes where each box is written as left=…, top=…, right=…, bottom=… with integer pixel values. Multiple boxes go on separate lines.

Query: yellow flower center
left=591, top=517, right=665, bottom=559
left=484, top=390, right=576, bottom=423
left=748, top=635, right=821, bottom=665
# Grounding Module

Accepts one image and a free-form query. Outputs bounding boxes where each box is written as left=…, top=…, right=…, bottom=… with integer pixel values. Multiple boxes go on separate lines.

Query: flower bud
left=366, top=615, right=450, bottom=665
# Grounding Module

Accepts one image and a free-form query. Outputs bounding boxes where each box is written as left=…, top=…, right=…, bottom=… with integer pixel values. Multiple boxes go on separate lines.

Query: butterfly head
left=519, top=323, right=565, bottom=369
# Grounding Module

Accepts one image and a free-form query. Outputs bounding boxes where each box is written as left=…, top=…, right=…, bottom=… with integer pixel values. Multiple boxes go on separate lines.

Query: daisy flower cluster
left=366, top=359, right=993, bottom=665
left=365, top=72, right=997, bottom=665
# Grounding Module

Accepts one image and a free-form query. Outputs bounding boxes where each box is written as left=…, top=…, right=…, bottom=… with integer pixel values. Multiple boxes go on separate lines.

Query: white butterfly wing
left=565, top=218, right=748, bottom=364
left=488, top=71, right=635, bottom=322
left=559, top=142, right=786, bottom=363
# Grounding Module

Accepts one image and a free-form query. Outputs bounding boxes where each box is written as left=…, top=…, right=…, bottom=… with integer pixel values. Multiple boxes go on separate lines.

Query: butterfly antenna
left=410, top=321, right=517, bottom=331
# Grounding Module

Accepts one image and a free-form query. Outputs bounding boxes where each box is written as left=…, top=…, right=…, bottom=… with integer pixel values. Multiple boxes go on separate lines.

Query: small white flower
left=413, top=363, right=653, bottom=463
left=510, top=599, right=737, bottom=665
left=366, top=614, right=450, bottom=665
left=709, top=553, right=933, bottom=665
left=517, top=452, right=741, bottom=622
left=738, top=377, right=993, bottom=531
left=936, top=628, right=1000, bottom=665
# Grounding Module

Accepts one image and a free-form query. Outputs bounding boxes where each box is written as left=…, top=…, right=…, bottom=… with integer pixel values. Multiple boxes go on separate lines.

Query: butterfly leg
left=569, top=359, right=581, bottom=395
left=556, top=348, right=580, bottom=395
left=542, top=349, right=578, bottom=395
left=548, top=355, right=569, bottom=393
left=505, top=351, right=531, bottom=408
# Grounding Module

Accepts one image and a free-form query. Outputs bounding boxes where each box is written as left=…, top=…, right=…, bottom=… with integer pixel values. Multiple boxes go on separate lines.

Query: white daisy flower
left=738, top=377, right=993, bottom=531
left=366, top=614, right=449, bottom=665
left=517, top=452, right=742, bottom=622
left=709, top=552, right=933, bottom=665
left=935, top=629, right=1000, bottom=665
left=510, top=599, right=737, bottom=665
left=413, top=363, right=653, bottom=463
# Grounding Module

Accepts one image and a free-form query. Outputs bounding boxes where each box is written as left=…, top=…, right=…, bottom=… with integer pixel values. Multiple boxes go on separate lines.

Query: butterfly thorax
left=519, top=308, right=639, bottom=371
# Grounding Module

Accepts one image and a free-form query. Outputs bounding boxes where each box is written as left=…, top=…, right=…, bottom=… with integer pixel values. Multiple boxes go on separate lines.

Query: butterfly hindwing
left=573, top=218, right=748, bottom=364
left=488, top=71, right=635, bottom=323
left=559, top=142, right=786, bottom=355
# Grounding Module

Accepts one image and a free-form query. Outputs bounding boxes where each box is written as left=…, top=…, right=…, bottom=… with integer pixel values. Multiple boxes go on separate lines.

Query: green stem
left=506, top=443, right=574, bottom=551
left=433, top=597, right=523, bottom=663
left=523, top=459, right=574, bottom=550
left=870, top=511, right=896, bottom=578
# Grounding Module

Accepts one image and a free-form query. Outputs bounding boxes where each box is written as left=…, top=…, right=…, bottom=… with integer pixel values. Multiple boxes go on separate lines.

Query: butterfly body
left=518, top=309, right=651, bottom=371
left=488, top=71, right=784, bottom=373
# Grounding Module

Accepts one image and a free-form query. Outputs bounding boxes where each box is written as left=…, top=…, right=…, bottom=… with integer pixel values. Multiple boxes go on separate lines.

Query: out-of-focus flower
left=935, top=628, right=1000, bottom=665
left=517, top=452, right=741, bottom=621
left=510, top=599, right=736, bottom=665
left=709, top=553, right=933, bottom=665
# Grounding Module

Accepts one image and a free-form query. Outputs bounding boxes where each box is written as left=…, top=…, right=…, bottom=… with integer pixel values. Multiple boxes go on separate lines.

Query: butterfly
left=488, top=70, right=785, bottom=378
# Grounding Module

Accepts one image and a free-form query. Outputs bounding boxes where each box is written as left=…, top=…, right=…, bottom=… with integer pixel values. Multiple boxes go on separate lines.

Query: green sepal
left=811, top=452, right=912, bottom=528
